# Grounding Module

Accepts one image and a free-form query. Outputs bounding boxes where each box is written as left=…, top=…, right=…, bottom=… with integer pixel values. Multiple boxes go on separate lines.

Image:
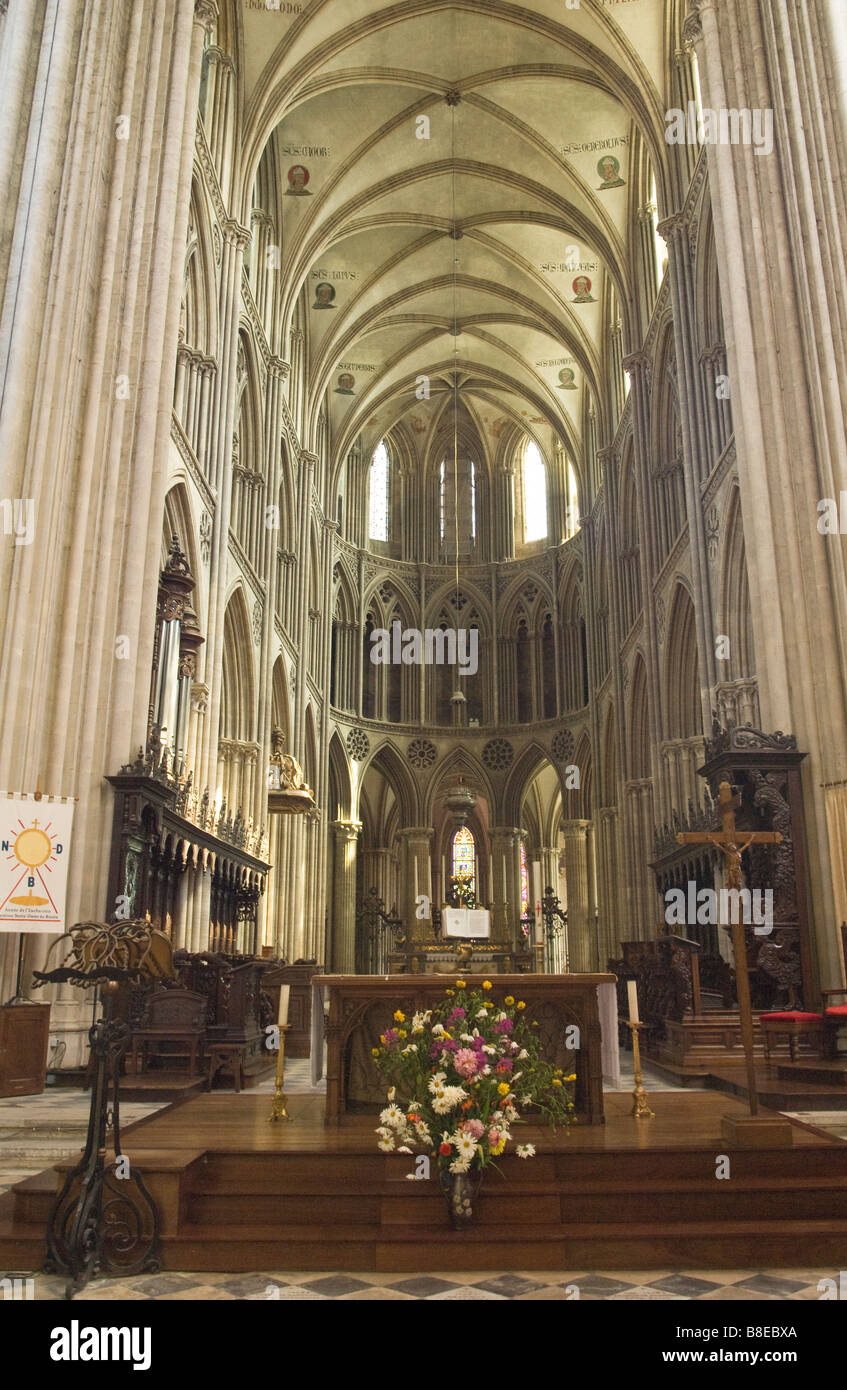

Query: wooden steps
left=3, top=1091, right=846, bottom=1273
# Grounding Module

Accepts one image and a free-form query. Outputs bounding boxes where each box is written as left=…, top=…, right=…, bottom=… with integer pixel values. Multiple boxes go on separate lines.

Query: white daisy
left=397, top=1146, right=413, bottom=1154
left=516, top=1144, right=536, bottom=1159
left=449, top=1157, right=471, bottom=1174
left=455, top=1132, right=478, bottom=1161
left=476, top=1009, right=489, bottom=1019
left=378, top=1137, right=395, bottom=1152
left=379, top=1103, right=406, bottom=1129
left=428, top=1072, right=447, bottom=1092
left=517, top=1048, right=529, bottom=1059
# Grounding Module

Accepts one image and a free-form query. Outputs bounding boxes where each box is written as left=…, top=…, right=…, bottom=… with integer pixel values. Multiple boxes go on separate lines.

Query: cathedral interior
left=1, top=0, right=846, bottom=1076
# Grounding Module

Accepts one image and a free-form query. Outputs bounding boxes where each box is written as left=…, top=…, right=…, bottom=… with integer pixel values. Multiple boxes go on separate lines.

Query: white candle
left=278, top=984, right=290, bottom=1027
left=627, top=979, right=639, bottom=1024
left=501, top=854, right=507, bottom=900
left=413, top=857, right=419, bottom=902
left=441, top=856, right=446, bottom=898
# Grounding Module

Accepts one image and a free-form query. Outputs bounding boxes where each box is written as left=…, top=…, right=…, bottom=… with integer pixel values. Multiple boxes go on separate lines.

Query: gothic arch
left=220, top=588, right=256, bottom=744
left=328, top=729, right=353, bottom=822
left=718, top=486, right=757, bottom=707
left=664, top=582, right=701, bottom=739
left=628, top=652, right=651, bottom=781
left=359, top=739, right=420, bottom=827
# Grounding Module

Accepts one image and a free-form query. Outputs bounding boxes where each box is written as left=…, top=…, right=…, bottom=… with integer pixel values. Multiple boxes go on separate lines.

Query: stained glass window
left=452, top=826, right=475, bottom=882
left=520, top=841, right=529, bottom=916
left=368, top=440, right=389, bottom=540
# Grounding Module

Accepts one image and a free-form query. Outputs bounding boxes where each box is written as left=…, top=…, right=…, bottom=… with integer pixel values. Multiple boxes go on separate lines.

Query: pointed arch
left=220, top=588, right=256, bottom=744
left=628, top=652, right=651, bottom=781
left=664, top=583, right=701, bottom=739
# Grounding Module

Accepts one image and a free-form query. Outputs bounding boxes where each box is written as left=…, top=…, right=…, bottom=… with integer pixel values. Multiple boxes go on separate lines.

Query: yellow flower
left=445, top=989, right=455, bottom=996
left=565, top=1073, right=577, bottom=1082
left=490, top=1135, right=507, bottom=1156
left=379, top=1033, right=388, bottom=1044
left=371, top=1047, right=380, bottom=1057
left=455, top=979, right=466, bottom=989
left=482, top=980, right=492, bottom=990
left=504, top=995, right=515, bottom=1006
left=497, top=1082, right=510, bottom=1096
left=554, top=1068, right=562, bottom=1076
left=393, top=1010, right=405, bottom=1023
left=516, top=1001, right=526, bottom=1010
left=397, top=1029, right=407, bottom=1039
left=552, top=1078, right=562, bottom=1087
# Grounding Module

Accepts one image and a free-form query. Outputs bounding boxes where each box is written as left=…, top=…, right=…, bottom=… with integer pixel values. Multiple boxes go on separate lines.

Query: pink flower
left=463, top=1119, right=484, bottom=1139
left=454, top=1047, right=481, bottom=1078
left=488, top=1129, right=500, bottom=1146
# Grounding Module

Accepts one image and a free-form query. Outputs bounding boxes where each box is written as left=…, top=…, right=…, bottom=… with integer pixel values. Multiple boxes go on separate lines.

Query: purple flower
left=382, top=1028, right=400, bottom=1044
left=493, top=1018, right=514, bottom=1034
left=447, top=1007, right=466, bottom=1022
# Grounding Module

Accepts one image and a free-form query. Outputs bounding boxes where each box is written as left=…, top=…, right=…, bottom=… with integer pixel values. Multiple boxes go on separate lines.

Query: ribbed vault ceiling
left=238, top=0, right=676, bottom=473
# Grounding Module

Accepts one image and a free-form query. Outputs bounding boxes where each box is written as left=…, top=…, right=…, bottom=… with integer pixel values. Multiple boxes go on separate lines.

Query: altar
left=311, top=973, right=619, bottom=1126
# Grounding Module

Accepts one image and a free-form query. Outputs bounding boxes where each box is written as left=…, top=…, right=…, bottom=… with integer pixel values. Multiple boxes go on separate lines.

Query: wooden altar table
left=312, top=974, right=618, bottom=1126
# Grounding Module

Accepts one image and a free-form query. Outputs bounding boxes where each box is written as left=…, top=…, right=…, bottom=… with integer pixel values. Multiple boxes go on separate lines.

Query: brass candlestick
left=268, top=1023, right=292, bottom=1123
left=627, top=1019, right=654, bottom=1119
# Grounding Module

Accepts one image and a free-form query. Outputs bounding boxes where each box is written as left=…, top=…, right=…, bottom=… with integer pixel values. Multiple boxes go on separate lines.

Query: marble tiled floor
left=785, top=1109, right=847, bottom=1142
left=0, top=1088, right=167, bottom=1195
left=3, top=1267, right=835, bottom=1302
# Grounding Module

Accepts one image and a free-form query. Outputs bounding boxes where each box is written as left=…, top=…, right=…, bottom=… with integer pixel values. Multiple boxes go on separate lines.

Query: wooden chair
left=130, top=987, right=207, bottom=1076
left=760, top=922, right=847, bottom=1063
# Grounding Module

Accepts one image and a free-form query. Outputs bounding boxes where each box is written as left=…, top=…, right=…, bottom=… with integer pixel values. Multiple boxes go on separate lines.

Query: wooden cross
left=677, top=781, right=782, bottom=1116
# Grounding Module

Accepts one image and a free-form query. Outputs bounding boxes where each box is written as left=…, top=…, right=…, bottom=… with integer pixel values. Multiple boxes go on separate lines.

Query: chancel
left=1, top=0, right=847, bottom=1308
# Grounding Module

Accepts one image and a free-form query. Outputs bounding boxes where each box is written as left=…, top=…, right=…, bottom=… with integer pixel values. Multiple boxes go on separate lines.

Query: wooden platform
left=2, top=1090, right=847, bottom=1272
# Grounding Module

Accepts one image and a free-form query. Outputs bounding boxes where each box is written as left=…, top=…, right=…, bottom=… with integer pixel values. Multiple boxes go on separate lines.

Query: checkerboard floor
left=3, top=1267, right=833, bottom=1301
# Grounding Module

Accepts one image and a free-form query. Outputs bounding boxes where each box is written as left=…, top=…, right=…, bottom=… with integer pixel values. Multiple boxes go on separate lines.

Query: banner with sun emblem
left=0, top=794, right=75, bottom=932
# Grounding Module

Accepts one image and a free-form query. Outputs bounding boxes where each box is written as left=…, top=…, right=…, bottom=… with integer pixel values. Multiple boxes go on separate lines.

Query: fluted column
left=0, top=0, right=212, bottom=1015
left=396, top=826, right=433, bottom=943
left=561, top=820, right=592, bottom=972
left=686, top=0, right=847, bottom=982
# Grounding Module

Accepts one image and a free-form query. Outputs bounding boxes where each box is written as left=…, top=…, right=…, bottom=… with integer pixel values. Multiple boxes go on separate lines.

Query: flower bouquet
left=371, top=979, right=576, bottom=1228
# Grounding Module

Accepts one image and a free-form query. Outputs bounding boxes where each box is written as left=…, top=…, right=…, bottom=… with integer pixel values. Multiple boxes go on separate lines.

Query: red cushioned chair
left=761, top=922, right=847, bottom=1063
left=821, top=922, right=847, bottom=1059
left=759, top=1009, right=824, bottom=1063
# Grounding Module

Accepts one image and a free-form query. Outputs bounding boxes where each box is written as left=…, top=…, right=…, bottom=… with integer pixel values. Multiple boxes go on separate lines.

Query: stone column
left=330, top=820, right=360, bottom=973
left=490, top=826, right=522, bottom=945
left=596, top=807, right=620, bottom=963
left=396, top=826, right=433, bottom=943
left=0, top=0, right=213, bottom=1015
left=685, top=0, right=847, bottom=982
left=561, top=820, right=592, bottom=972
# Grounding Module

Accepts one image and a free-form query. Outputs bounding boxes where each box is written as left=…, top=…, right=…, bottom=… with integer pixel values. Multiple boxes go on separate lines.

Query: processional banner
left=0, top=794, right=75, bottom=932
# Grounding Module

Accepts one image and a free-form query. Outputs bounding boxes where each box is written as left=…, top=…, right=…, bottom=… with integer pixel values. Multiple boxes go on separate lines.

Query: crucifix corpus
left=677, top=780, right=792, bottom=1147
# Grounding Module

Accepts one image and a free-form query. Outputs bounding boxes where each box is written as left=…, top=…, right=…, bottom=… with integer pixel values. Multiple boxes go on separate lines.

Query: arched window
left=368, top=440, right=389, bottom=541
left=650, top=173, right=668, bottom=286
left=564, top=459, right=581, bottom=540
left=452, top=826, right=476, bottom=885
left=523, top=440, right=547, bottom=542
left=520, top=841, right=529, bottom=917
left=440, top=455, right=476, bottom=553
